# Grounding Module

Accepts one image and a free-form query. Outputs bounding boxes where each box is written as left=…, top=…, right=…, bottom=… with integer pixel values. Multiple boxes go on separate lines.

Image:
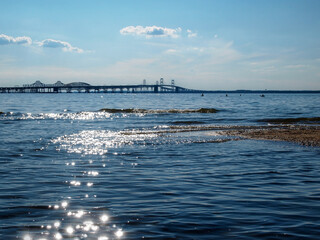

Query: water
left=0, top=93, right=320, bottom=240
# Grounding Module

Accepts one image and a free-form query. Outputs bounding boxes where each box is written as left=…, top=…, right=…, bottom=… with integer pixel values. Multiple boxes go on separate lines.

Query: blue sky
left=0, top=0, right=320, bottom=90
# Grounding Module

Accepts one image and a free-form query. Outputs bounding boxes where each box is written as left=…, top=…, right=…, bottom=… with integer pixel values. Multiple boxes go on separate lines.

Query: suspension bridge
left=0, top=80, right=201, bottom=94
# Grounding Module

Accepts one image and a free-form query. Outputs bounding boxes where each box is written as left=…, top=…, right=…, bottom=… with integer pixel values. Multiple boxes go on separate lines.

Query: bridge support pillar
left=154, top=86, right=158, bottom=93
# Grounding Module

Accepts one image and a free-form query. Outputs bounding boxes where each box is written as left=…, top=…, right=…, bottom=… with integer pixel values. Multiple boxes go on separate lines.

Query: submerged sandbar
left=221, top=125, right=320, bottom=147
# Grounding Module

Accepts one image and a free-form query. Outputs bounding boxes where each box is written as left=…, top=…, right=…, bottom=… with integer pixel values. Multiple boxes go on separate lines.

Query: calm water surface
left=0, top=93, right=320, bottom=239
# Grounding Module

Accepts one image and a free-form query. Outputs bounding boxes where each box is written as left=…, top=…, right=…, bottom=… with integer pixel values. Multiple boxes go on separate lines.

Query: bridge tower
left=160, top=78, right=164, bottom=85
left=171, top=79, right=175, bottom=86
left=143, top=79, right=146, bottom=85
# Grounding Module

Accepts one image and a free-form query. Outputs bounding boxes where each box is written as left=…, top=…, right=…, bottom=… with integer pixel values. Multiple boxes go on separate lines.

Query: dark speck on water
left=0, top=93, right=320, bottom=239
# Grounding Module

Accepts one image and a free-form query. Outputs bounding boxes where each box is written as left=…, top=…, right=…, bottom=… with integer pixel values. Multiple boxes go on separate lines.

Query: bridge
left=3, top=80, right=319, bottom=94
left=0, top=80, right=200, bottom=93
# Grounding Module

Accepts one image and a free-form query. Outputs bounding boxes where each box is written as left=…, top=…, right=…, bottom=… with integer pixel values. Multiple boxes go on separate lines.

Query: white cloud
left=165, top=49, right=179, bottom=54
left=38, top=39, right=84, bottom=53
left=284, top=64, right=307, bottom=69
left=0, top=33, right=84, bottom=53
left=187, top=29, right=197, bottom=38
left=0, top=34, right=32, bottom=45
left=120, top=25, right=182, bottom=38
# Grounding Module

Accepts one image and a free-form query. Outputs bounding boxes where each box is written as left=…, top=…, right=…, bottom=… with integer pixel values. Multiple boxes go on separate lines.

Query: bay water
left=0, top=93, right=320, bottom=239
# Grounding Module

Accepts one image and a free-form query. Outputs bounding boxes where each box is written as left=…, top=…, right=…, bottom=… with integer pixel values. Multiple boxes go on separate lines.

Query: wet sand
left=222, top=125, right=320, bottom=147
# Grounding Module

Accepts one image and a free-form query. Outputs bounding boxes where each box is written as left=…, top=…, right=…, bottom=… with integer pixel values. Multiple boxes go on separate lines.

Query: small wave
left=171, top=121, right=205, bottom=125
left=258, top=117, right=320, bottom=124
left=0, top=195, right=26, bottom=199
left=0, top=111, right=113, bottom=121
left=192, top=138, right=234, bottom=144
left=0, top=108, right=219, bottom=121
left=0, top=108, right=218, bottom=121
left=7, top=205, right=50, bottom=210
left=120, top=125, right=228, bottom=135
left=99, top=108, right=219, bottom=114
left=0, top=111, right=13, bottom=116
left=52, top=125, right=241, bottom=155
left=289, top=112, right=303, bottom=115
left=52, top=130, right=159, bottom=155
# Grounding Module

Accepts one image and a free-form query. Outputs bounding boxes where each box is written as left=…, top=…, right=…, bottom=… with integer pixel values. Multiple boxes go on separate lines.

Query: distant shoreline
left=201, top=90, right=320, bottom=94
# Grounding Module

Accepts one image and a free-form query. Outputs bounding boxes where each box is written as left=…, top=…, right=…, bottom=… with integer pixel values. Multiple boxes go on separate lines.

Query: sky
left=0, top=0, right=320, bottom=90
